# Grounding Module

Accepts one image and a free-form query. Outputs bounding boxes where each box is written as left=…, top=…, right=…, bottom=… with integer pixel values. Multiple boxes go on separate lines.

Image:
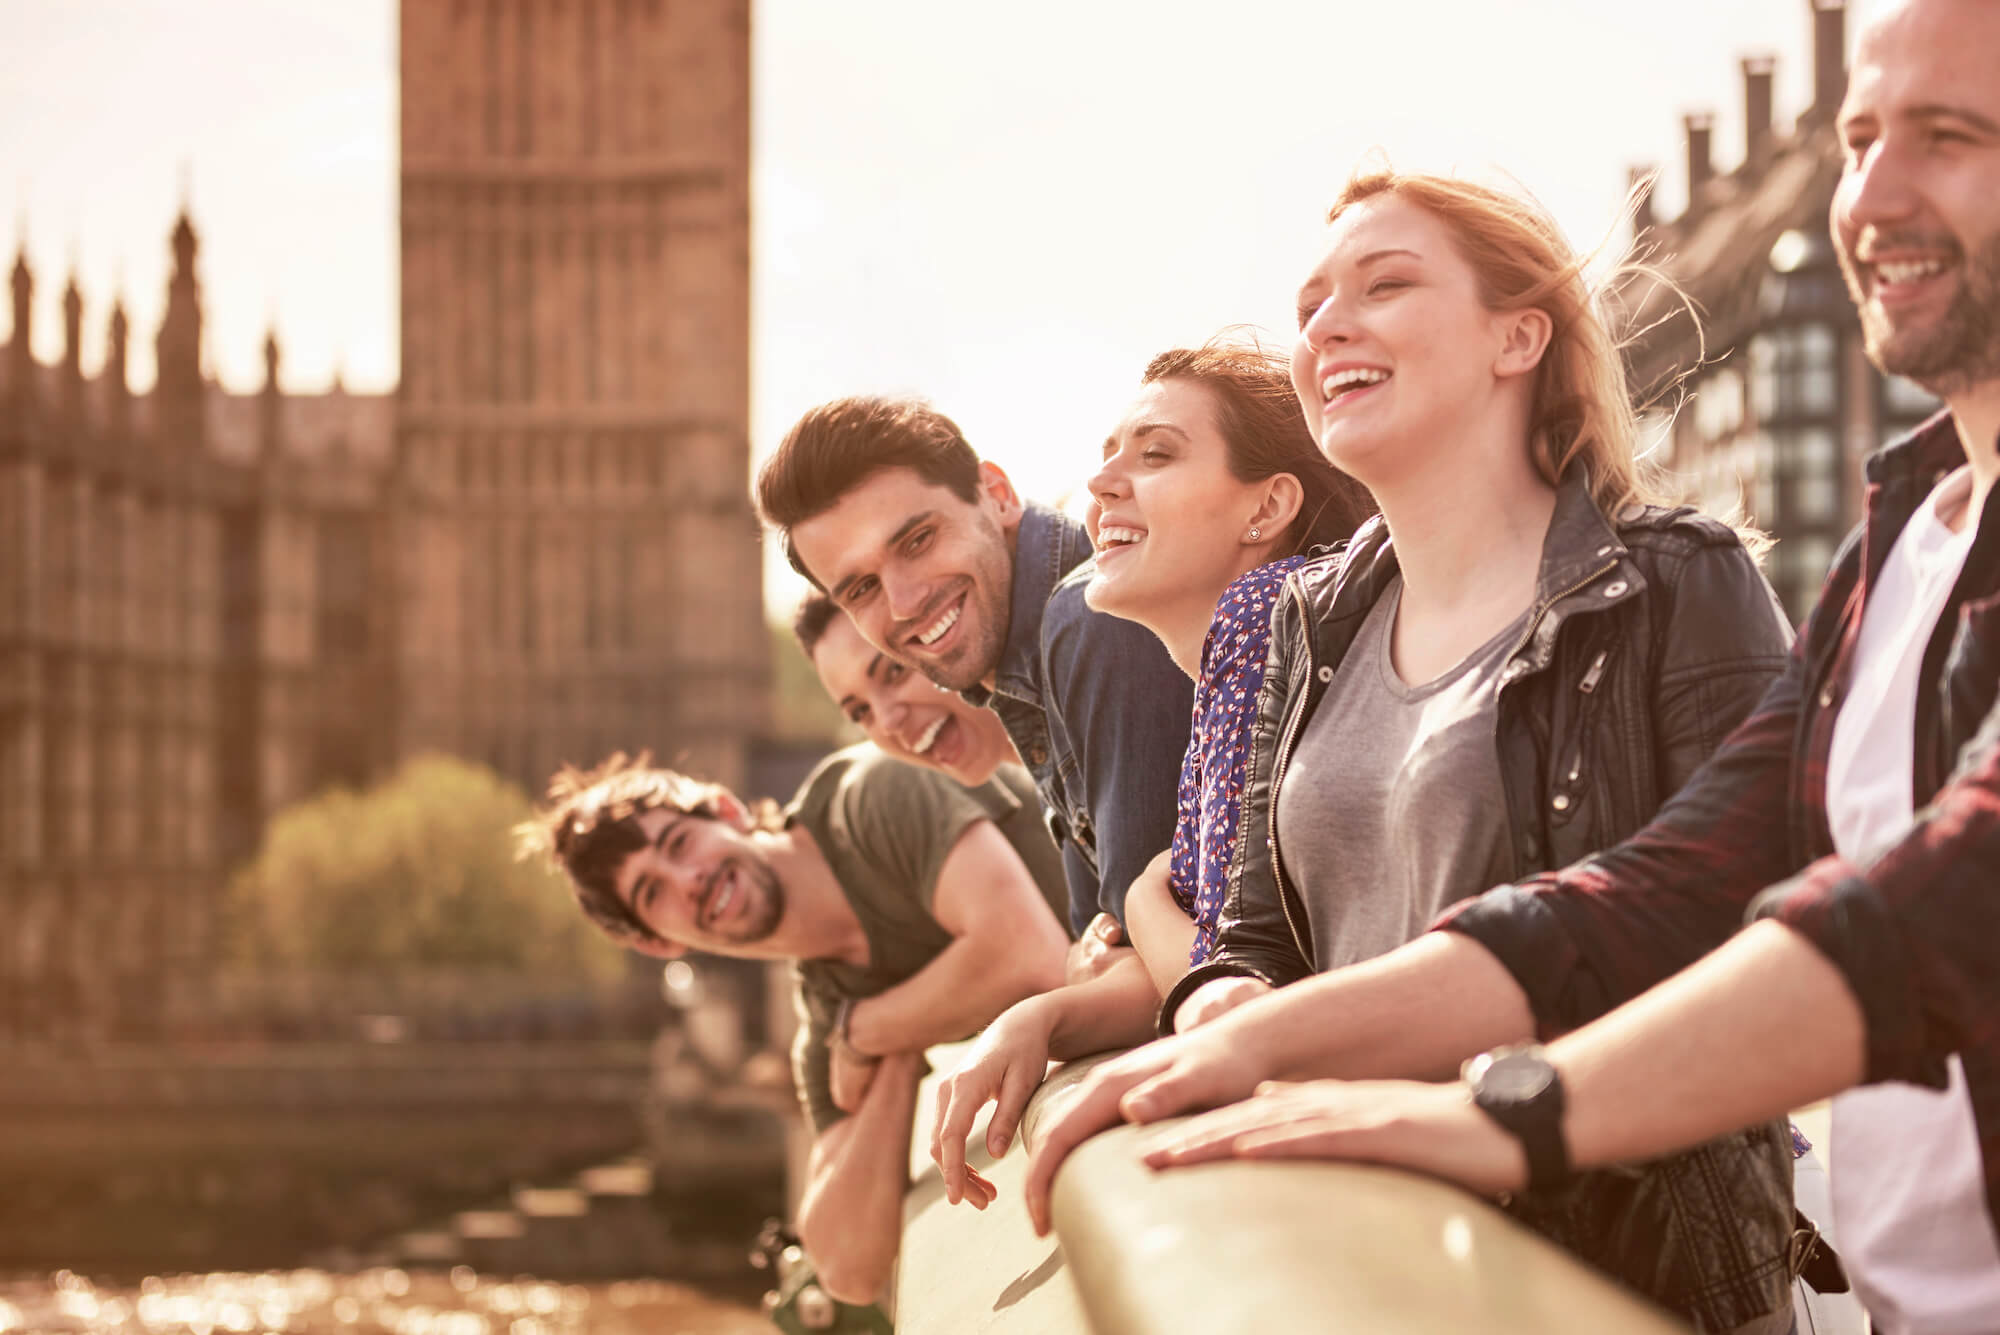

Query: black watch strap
left=1465, top=1046, right=1572, bottom=1192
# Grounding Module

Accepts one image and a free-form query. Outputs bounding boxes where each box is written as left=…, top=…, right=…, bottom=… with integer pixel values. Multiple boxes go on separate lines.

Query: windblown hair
left=756, top=396, right=984, bottom=586
left=1326, top=170, right=1671, bottom=517
left=516, top=752, right=782, bottom=946
left=1143, top=335, right=1374, bottom=555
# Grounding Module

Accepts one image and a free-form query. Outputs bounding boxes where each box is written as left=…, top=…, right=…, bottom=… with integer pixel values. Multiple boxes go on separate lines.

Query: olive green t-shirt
left=785, top=744, right=1068, bottom=1134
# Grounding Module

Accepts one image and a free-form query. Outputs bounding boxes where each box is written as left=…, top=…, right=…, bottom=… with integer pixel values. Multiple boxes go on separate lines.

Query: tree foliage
left=767, top=619, right=856, bottom=745
left=226, top=753, right=627, bottom=977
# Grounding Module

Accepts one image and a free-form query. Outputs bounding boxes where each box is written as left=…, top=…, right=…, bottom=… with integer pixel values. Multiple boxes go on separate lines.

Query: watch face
left=1480, top=1051, right=1556, bottom=1103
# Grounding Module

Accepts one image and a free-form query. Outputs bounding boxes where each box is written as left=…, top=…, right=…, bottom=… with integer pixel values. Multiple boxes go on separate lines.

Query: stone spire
left=155, top=204, right=205, bottom=444
left=106, top=288, right=130, bottom=438
left=61, top=263, right=84, bottom=426
left=8, top=236, right=30, bottom=402
left=259, top=323, right=283, bottom=460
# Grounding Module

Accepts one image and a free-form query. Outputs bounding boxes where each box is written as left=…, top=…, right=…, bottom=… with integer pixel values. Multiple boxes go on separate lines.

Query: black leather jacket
left=1164, top=473, right=1803, bottom=1332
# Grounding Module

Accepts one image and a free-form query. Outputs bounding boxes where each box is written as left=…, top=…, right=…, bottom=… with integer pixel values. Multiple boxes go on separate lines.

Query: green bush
left=769, top=619, right=857, bottom=745
left=226, top=754, right=627, bottom=978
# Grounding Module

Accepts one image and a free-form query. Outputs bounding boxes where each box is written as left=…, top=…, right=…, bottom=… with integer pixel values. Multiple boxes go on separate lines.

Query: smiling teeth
left=1877, top=259, right=1949, bottom=284
left=1097, top=526, right=1145, bottom=549
left=706, top=867, right=735, bottom=926
left=917, top=603, right=960, bottom=646
left=911, top=715, right=947, bottom=755
left=1321, top=368, right=1390, bottom=399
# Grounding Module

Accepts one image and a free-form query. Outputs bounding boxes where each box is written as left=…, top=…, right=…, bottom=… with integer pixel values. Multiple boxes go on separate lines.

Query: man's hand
left=829, top=1041, right=880, bottom=1114
left=930, top=995, right=1058, bottom=1205
left=1175, top=976, right=1271, bottom=1032
left=1139, top=1078, right=1528, bottom=1198
left=1066, top=913, right=1130, bottom=985
left=1022, top=1019, right=1275, bottom=1235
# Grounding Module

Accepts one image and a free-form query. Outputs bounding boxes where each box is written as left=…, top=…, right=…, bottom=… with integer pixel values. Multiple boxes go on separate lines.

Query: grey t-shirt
left=1277, top=578, right=1526, bottom=971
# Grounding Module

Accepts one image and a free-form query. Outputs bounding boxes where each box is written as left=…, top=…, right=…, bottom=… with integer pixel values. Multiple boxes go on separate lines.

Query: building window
left=1786, top=535, right=1840, bottom=621
left=1793, top=472, right=1842, bottom=523
left=1749, top=324, right=1839, bottom=421
left=1744, top=432, right=1777, bottom=526
left=1693, top=367, right=1745, bottom=446
left=1796, top=324, right=1838, bottom=414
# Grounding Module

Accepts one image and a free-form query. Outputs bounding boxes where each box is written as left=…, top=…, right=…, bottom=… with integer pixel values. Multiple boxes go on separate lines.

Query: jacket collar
left=1856, top=410, right=1976, bottom=598
left=1535, top=469, right=1632, bottom=608
left=968, top=502, right=1093, bottom=707
left=1299, top=469, right=1642, bottom=682
left=1329, top=469, right=1632, bottom=615
left=1863, top=408, right=1965, bottom=493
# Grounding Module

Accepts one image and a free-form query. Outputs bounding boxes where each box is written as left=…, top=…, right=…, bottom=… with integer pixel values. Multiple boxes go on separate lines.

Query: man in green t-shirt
left=524, top=744, right=1069, bottom=1305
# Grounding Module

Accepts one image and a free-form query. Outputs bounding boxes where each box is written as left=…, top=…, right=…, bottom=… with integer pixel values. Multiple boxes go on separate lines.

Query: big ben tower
left=394, top=0, right=768, bottom=793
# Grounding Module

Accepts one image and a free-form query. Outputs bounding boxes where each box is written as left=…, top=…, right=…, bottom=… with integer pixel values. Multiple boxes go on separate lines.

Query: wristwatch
left=1462, top=1044, right=1571, bottom=1192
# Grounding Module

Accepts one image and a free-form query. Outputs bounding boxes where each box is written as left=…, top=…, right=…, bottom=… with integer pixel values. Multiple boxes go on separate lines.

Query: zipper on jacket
left=1559, top=650, right=1609, bottom=799
left=1499, top=560, right=1620, bottom=682
left=1578, top=648, right=1609, bottom=694
left=1494, top=561, right=1617, bottom=861
left=1266, top=580, right=1319, bottom=968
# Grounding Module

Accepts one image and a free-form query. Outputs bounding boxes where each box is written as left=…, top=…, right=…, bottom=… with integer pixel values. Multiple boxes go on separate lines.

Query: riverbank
left=0, top=1268, right=766, bottom=1335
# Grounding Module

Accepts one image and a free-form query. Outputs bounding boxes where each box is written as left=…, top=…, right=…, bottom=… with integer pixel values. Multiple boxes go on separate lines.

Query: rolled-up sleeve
left=1753, top=691, right=2000, bottom=1091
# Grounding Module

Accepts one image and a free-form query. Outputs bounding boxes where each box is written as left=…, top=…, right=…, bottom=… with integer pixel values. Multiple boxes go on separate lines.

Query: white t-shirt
left=1823, top=465, right=2000, bottom=1334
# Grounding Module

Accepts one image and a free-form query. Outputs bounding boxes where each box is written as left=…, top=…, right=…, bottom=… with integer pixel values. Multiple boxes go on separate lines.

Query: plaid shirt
left=1441, top=410, right=2000, bottom=1230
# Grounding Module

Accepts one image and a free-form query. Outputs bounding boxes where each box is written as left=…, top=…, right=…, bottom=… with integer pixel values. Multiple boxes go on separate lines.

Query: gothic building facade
left=395, top=0, right=765, bottom=795
left=0, top=0, right=766, bottom=1039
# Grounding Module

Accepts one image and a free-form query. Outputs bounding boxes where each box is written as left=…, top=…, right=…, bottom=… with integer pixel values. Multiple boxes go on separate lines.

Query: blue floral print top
left=1170, top=557, right=1302, bottom=965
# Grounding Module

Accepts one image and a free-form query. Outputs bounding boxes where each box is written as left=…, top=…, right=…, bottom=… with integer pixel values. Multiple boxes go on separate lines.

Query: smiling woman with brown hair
left=927, top=334, right=1370, bottom=1205
left=1026, top=169, right=1803, bottom=1334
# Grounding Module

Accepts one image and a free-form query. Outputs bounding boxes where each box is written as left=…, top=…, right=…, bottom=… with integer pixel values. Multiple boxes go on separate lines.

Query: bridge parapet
left=896, top=1052, right=1689, bottom=1334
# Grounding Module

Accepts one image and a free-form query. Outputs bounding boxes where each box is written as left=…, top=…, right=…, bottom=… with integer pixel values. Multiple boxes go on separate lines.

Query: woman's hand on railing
left=1137, top=1076, right=1528, bottom=1196
left=1174, top=976, right=1272, bottom=1032
left=1023, top=1019, right=1278, bottom=1236
left=930, top=995, right=1059, bottom=1206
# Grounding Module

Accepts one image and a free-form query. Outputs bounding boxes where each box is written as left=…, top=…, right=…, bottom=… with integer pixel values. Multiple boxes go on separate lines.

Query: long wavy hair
left=1325, top=170, right=1671, bottom=518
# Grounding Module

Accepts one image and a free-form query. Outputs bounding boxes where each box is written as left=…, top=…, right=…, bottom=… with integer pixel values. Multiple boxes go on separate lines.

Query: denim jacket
left=965, top=503, right=1192, bottom=934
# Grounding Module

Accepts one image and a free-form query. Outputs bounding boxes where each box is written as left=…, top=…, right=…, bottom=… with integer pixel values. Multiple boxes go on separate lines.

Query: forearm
left=1553, top=920, right=1866, bottom=1171
left=848, top=937, right=1063, bottom=1057
left=1123, top=855, right=1197, bottom=998
left=1223, top=931, right=1538, bottom=1083
left=795, top=1053, right=925, bottom=1305
left=1043, top=953, right=1170, bottom=1061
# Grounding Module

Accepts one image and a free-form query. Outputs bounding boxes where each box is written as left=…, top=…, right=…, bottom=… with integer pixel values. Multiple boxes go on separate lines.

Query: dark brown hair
left=516, top=752, right=781, bottom=946
left=756, top=396, right=984, bottom=586
left=1144, top=336, right=1373, bottom=554
left=791, top=590, right=843, bottom=657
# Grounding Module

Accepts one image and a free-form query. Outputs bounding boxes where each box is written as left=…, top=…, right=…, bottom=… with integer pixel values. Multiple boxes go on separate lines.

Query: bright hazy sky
left=1, top=0, right=1847, bottom=604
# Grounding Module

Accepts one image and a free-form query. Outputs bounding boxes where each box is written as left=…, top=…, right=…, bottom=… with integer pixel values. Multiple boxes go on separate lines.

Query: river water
left=0, top=1269, right=767, bottom=1335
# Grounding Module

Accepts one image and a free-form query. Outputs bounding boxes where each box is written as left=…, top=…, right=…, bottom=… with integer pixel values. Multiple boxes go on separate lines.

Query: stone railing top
left=897, top=1051, right=1689, bottom=1335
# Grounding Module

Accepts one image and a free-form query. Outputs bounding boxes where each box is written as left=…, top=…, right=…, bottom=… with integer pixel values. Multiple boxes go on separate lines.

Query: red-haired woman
left=1031, top=172, right=1803, bottom=1334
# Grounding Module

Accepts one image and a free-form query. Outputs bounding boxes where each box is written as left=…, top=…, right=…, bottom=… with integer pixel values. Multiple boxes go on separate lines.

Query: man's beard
left=715, top=857, right=785, bottom=946
left=915, top=591, right=1007, bottom=694
left=1841, top=227, right=2000, bottom=396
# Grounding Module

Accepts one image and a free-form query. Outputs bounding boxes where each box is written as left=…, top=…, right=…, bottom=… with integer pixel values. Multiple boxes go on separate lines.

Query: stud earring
left=1248, top=527, right=1261, bottom=540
